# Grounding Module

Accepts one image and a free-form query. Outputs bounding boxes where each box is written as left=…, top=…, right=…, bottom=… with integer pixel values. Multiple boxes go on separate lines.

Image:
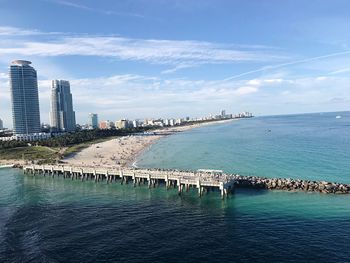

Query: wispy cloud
left=0, top=27, right=283, bottom=68
left=328, top=67, right=350, bottom=75
left=0, top=26, right=46, bottom=36
left=223, top=50, right=350, bottom=81
left=46, top=0, right=147, bottom=18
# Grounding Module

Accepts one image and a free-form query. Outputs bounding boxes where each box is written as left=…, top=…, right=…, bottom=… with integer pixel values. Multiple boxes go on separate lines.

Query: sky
left=0, top=0, right=349, bottom=127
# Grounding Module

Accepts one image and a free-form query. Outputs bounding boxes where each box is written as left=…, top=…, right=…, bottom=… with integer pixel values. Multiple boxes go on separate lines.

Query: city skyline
left=0, top=0, right=350, bottom=126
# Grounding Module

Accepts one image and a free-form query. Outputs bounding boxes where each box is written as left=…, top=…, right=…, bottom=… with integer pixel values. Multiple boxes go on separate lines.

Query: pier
left=23, top=165, right=236, bottom=199
left=22, top=165, right=350, bottom=196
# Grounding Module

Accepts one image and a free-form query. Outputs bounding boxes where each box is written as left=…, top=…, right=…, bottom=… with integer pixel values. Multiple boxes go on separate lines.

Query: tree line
left=0, top=127, right=154, bottom=149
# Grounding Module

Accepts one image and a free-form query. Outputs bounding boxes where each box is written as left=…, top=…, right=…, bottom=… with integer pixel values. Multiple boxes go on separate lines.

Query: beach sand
left=63, top=119, right=235, bottom=168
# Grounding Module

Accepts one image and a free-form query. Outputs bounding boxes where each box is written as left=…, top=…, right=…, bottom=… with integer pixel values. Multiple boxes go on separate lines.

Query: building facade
left=9, top=60, right=41, bottom=135
left=50, top=80, right=76, bottom=132
left=88, top=113, right=98, bottom=129
left=0, top=118, right=3, bottom=130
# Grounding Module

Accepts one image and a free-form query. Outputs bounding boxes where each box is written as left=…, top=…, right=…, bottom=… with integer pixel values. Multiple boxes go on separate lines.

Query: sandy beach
left=0, top=159, right=26, bottom=167
left=63, top=119, right=235, bottom=168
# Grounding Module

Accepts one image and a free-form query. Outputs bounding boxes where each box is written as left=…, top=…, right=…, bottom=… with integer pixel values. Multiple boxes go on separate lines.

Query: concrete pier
left=21, top=164, right=350, bottom=195
left=22, top=165, right=236, bottom=199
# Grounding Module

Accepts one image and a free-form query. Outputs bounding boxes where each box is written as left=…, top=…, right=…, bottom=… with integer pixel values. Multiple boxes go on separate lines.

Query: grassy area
left=62, top=136, right=118, bottom=158
left=0, top=136, right=120, bottom=165
left=0, top=146, right=60, bottom=164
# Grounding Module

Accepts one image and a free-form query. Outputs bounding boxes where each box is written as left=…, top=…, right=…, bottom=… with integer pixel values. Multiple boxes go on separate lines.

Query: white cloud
left=47, top=0, right=146, bottom=18
left=234, top=86, right=258, bottom=95
left=328, top=67, right=350, bottom=75
left=1, top=73, right=349, bottom=127
left=0, top=26, right=283, bottom=68
left=0, top=72, right=7, bottom=79
left=0, top=26, right=43, bottom=36
left=223, top=50, right=350, bottom=81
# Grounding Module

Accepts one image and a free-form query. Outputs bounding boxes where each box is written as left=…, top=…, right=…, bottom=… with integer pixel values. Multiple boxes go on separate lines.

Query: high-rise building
left=88, top=113, right=98, bottom=129
left=9, top=60, right=41, bottom=135
left=50, top=80, right=76, bottom=132
left=0, top=118, right=3, bottom=130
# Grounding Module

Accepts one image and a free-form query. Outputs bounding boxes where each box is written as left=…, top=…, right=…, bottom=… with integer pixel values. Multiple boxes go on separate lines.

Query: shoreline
left=62, top=118, right=236, bottom=169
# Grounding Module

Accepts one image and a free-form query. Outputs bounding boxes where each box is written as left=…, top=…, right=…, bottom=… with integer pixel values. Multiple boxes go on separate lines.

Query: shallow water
left=138, top=112, right=350, bottom=183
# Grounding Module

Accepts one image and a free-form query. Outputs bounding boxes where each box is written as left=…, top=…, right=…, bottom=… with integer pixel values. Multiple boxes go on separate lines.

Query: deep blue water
left=1, top=112, right=350, bottom=262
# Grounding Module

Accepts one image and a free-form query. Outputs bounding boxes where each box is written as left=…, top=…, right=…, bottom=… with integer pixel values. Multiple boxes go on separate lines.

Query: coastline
left=62, top=118, right=236, bottom=169
left=0, top=159, right=26, bottom=167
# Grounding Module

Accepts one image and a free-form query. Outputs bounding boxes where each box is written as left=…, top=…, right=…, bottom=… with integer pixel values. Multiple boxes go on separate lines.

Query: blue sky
left=0, top=0, right=349, bottom=126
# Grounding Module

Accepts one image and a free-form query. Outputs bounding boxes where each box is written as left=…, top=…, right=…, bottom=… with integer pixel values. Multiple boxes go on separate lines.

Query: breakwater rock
left=234, top=176, right=350, bottom=194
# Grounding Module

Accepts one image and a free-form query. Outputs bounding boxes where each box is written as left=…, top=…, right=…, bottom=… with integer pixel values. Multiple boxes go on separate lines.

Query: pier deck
left=23, top=165, right=236, bottom=198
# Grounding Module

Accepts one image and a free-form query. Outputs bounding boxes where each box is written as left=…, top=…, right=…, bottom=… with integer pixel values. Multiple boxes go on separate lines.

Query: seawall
left=235, top=175, right=350, bottom=194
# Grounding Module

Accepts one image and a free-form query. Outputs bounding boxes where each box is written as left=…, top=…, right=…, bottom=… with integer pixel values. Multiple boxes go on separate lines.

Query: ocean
left=1, top=112, right=350, bottom=262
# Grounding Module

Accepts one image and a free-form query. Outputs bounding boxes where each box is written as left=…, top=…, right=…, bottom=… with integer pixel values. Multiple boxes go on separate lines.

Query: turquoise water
left=138, top=112, right=350, bottom=183
left=1, top=112, right=350, bottom=262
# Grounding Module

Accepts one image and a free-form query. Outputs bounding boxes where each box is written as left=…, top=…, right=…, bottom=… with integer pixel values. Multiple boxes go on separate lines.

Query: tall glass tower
left=9, top=60, right=41, bottom=135
left=50, top=80, right=76, bottom=132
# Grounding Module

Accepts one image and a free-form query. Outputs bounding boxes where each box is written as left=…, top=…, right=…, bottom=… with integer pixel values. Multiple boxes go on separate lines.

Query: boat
left=0, top=164, right=14, bottom=169
left=336, top=115, right=342, bottom=119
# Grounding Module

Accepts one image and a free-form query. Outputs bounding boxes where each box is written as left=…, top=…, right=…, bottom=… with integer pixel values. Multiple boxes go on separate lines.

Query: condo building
left=9, top=60, right=41, bottom=136
left=50, top=80, right=76, bottom=132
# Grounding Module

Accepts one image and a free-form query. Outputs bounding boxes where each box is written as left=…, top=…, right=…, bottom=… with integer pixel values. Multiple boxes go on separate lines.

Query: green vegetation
left=38, top=127, right=152, bottom=148
left=0, top=146, right=59, bottom=164
left=0, top=128, right=153, bottom=164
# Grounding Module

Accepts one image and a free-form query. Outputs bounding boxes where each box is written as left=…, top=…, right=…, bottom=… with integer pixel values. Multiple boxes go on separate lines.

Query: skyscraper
left=88, top=113, right=98, bottom=129
left=9, top=60, right=41, bottom=135
left=50, top=80, right=76, bottom=132
left=0, top=118, right=3, bottom=130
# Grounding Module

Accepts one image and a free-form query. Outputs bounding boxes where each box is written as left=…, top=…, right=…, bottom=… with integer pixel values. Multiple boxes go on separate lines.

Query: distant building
left=132, top=120, right=139, bottom=128
left=169, top=119, right=175, bottom=126
left=0, top=118, right=3, bottom=130
left=99, top=121, right=107, bottom=130
left=153, top=119, right=164, bottom=127
left=9, top=60, right=41, bottom=135
left=146, top=119, right=154, bottom=126
left=236, top=112, right=253, bottom=118
left=50, top=80, right=76, bottom=132
left=175, top=118, right=182, bottom=125
left=88, top=113, right=98, bottom=129
left=221, top=110, right=226, bottom=117
left=116, top=119, right=128, bottom=129
left=99, top=120, right=114, bottom=130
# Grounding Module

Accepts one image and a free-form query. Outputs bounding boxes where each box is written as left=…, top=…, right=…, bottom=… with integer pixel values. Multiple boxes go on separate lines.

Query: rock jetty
left=234, top=175, right=350, bottom=194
